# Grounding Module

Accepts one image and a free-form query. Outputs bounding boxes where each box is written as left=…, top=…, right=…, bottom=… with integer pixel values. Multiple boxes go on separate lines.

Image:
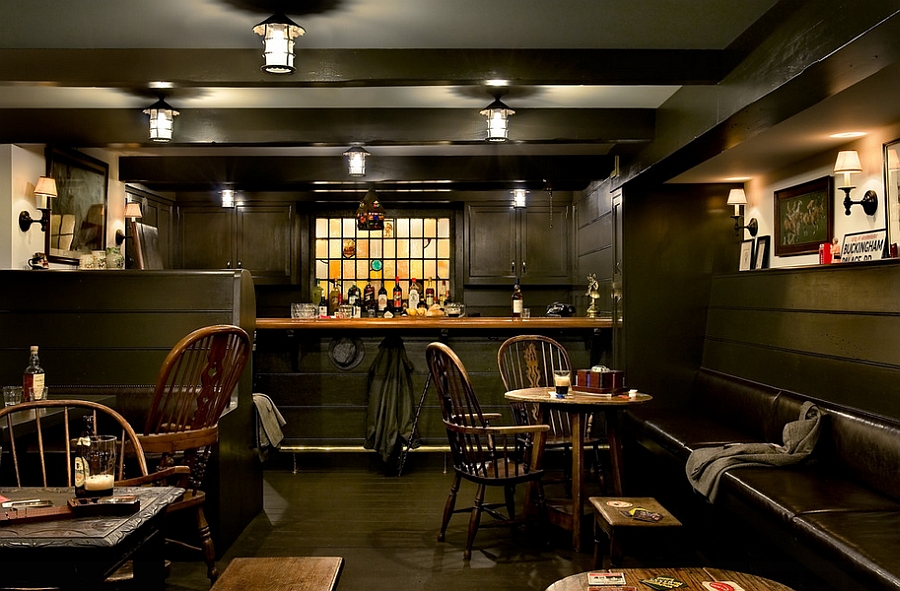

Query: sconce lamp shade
left=726, top=188, right=747, bottom=205
left=480, top=97, right=515, bottom=142
left=253, top=12, right=305, bottom=74
left=344, top=146, right=370, bottom=177
left=124, top=202, right=143, bottom=220
left=834, top=150, right=862, bottom=187
left=34, top=176, right=57, bottom=200
left=511, top=188, right=528, bottom=209
left=143, top=99, right=179, bottom=142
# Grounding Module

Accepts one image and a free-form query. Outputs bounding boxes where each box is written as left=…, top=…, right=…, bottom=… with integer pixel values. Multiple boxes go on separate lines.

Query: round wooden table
left=546, top=568, right=796, bottom=591
left=504, top=387, right=652, bottom=552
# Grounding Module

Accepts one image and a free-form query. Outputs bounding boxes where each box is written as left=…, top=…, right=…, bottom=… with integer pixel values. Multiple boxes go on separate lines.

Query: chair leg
left=534, top=479, right=550, bottom=548
left=195, top=505, right=219, bottom=583
left=438, top=472, right=461, bottom=542
left=465, top=484, right=486, bottom=560
left=504, top=485, right=516, bottom=522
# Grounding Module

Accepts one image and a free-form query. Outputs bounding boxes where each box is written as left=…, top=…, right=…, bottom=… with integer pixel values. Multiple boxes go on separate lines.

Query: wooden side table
left=590, top=496, right=682, bottom=567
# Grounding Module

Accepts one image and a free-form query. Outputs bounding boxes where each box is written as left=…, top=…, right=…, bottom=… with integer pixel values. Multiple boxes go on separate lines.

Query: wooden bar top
left=256, top=316, right=614, bottom=330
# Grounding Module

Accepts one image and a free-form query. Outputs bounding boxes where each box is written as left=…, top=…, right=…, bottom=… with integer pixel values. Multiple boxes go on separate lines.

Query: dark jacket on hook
left=364, top=335, right=419, bottom=463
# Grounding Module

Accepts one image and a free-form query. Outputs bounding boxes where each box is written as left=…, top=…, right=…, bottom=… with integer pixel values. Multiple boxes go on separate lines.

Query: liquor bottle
left=425, top=278, right=435, bottom=307
left=23, top=345, right=45, bottom=402
left=408, top=277, right=420, bottom=311
left=317, top=288, right=329, bottom=318
left=440, top=279, right=450, bottom=306
left=511, top=278, right=524, bottom=318
left=74, top=414, right=93, bottom=498
left=347, top=283, right=361, bottom=318
left=364, top=277, right=376, bottom=313
left=311, top=280, right=324, bottom=305
left=392, top=276, right=403, bottom=312
left=377, top=281, right=388, bottom=314
left=328, top=280, right=342, bottom=315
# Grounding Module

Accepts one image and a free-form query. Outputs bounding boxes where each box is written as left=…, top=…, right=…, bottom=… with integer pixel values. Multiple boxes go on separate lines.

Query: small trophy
left=585, top=273, right=600, bottom=318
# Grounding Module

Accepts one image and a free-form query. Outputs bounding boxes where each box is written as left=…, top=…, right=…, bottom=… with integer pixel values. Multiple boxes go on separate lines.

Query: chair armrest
left=485, top=424, right=550, bottom=435
left=116, top=465, right=191, bottom=487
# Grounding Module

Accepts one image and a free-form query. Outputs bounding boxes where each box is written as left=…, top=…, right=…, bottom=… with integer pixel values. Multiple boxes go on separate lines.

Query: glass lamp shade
left=253, top=13, right=305, bottom=74
left=344, top=146, right=370, bottom=177
left=834, top=150, right=862, bottom=187
left=143, top=99, right=178, bottom=142
left=480, top=98, right=514, bottom=142
left=34, top=176, right=57, bottom=209
left=221, top=189, right=235, bottom=208
left=512, top=188, right=528, bottom=209
left=123, top=202, right=143, bottom=220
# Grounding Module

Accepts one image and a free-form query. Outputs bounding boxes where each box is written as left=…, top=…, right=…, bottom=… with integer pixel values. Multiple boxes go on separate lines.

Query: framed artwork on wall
left=755, top=235, right=771, bottom=269
left=739, top=239, right=754, bottom=271
left=884, top=138, right=900, bottom=253
left=774, top=176, right=833, bottom=256
left=45, top=146, right=109, bottom=265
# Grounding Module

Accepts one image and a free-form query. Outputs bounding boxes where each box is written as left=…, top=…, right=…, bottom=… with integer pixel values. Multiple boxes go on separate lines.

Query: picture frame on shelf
left=739, top=239, right=755, bottom=271
left=883, top=138, right=900, bottom=255
left=774, top=176, right=833, bottom=256
left=755, top=235, right=771, bottom=269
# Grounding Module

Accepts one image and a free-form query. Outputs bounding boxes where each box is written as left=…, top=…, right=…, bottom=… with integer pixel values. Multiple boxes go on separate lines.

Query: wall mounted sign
left=840, top=228, right=887, bottom=262
left=774, top=176, right=833, bottom=256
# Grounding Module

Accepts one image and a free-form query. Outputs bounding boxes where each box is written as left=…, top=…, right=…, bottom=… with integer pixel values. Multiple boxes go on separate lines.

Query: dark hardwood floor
left=162, top=455, right=816, bottom=591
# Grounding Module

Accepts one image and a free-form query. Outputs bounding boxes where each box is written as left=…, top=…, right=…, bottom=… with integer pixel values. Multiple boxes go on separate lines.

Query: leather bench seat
left=628, top=407, right=762, bottom=460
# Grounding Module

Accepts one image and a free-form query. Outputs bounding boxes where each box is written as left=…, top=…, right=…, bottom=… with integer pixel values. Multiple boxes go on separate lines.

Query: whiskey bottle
left=347, top=283, right=362, bottom=318
left=328, top=280, right=342, bottom=315
left=317, top=289, right=329, bottom=318
left=364, top=277, right=376, bottom=313
left=408, top=277, right=420, bottom=311
left=425, top=278, right=435, bottom=307
left=23, top=345, right=45, bottom=402
left=511, top=278, right=523, bottom=318
left=392, top=276, right=403, bottom=312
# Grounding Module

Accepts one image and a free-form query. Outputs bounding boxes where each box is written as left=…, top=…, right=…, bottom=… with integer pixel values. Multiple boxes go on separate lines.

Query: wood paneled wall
left=0, top=269, right=261, bottom=552
left=703, top=261, right=900, bottom=420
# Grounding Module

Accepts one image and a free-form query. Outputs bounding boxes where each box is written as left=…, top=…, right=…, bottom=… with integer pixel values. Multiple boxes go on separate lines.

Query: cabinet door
left=465, top=205, right=517, bottom=283
left=521, top=206, right=570, bottom=283
left=236, top=204, right=295, bottom=284
left=179, top=206, right=234, bottom=270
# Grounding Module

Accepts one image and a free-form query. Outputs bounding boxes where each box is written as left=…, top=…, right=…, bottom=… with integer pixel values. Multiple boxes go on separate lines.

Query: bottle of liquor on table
left=511, top=278, right=523, bottom=318
left=425, top=278, right=435, bottom=307
left=364, top=276, right=376, bottom=315
left=74, top=414, right=93, bottom=498
left=317, top=289, right=329, bottom=318
left=377, top=281, right=388, bottom=315
left=23, top=345, right=45, bottom=402
left=408, top=277, right=420, bottom=311
left=312, top=279, right=324, bottom=305
left=392, top=276, right=403, bottom=313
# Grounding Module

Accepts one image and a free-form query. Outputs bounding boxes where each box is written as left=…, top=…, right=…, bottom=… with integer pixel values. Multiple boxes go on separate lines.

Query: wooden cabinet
left=178, top=203, right=296, bottom=284
left=465, top=204, right=569, bottom=284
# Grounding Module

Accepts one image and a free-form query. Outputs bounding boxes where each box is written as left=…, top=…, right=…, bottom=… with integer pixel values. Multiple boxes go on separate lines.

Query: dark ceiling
left=0, top=0, right=782, bottom=194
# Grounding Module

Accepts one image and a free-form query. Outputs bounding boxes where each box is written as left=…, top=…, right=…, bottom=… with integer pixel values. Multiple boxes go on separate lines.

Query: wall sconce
left=143, top=98, right=179, bottom=143
left=480, top=94, right=515, bottom=142
left=344, top=146, right=370, bottom=177
left=726, top=188, right=758, bottom=236
left=511, top=188, right=528, bottom=209
left=115, top=201, right=143, bottom=246
left=19, top=176, right=57, bottom=232
left=252, top=12, right=305, bottom=74
left=834, top=150, right=878, bottom=215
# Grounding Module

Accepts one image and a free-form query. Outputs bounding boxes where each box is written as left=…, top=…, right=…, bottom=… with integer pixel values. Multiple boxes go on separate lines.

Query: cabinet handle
left=226, top=260, right=231, bottom=269
left=237, top=260, right=243, bottom=269
left=510, top=261, right=516, bottom=275
left=521, top=260, right=526, bottom=275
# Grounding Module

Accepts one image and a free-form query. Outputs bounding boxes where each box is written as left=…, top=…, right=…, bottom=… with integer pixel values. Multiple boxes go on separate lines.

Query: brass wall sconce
left=834, top=150, right=878, bottom=216
left=726, top=188, right=758, bottom=236
left=19, top=176, right=57, bottom=232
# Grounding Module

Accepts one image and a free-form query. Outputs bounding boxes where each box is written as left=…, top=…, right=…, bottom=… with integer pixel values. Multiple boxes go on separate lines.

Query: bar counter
left=256, top=316, right=614, bottom=330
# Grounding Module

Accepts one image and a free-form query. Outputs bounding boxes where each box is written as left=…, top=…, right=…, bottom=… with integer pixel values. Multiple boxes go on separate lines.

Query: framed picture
left=774, top=176, right=833, bottom=256
left=884, top=138, right=900, bottom=253
left=755, top=235, right=771, bottom=269
left=739, top=239, right=755, bottom=271
left=45, top=146, right=109, bottom=265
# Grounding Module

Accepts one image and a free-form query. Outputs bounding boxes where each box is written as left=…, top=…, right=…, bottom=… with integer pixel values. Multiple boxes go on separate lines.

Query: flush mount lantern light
left=480, top=96, right=515, bottom=142
left=834, top=150, right=878, bottom=216
left=19, top=176, right=57, bottom=232
left=221, top=188, right=236, bottom=208
left=726, top=188, right=758, bottom=236
left=252, top=12, right=305, bottom=74
left=344, top=146, right=370, bottom=177
left=511, top=188, right=528, bottom=209
left=143, top=99, right=179, bottom=142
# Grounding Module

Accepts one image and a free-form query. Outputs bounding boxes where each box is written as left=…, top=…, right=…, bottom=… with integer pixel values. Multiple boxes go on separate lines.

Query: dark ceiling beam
left=119, top=155, right=610, bottom=192
left=0, top=107, right=655, bottom=147
left=0, top=48, right=724, bottom=87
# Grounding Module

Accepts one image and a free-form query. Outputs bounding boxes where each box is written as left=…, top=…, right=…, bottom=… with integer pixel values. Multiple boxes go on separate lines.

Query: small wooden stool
left=589, top=497, right=681, bottom=568
left=211, top=557, right=344, bottom=591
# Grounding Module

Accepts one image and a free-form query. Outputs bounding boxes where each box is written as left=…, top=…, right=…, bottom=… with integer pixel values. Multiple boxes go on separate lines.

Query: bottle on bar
left=347, top=282, right=362, bottom=318
left=23, top=345, right=45, bottom=402
left=73, top=414, right=93, bottom=498
left=392, top=276, right=403, bottom=313
left=312, top=279, right=324, bottom=306
left=318, top=288, right=329, bottom=318
left=328, top=279, right=342, bottom=315
left=364, top=276, right=376, bottom=315
left=408, top=277, right=420, bottom=311
left=377, top=281, right=388, bottom=315
left=511, top=277, right=523, bottom=318
left=440, top=279, right=450, bottom=306
left=425, top=278, right=435, bottom=307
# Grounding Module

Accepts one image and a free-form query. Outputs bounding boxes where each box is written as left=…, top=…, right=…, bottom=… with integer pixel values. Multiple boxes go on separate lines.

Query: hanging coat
left=364, top=336, right=419, bottom=463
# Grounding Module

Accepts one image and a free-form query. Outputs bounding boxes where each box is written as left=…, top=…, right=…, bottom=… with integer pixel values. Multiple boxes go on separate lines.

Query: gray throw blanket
left=685, top=401, right=821, bottom=502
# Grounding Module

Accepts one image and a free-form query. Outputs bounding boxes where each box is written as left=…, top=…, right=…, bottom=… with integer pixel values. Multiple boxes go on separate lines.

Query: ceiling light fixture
left=143, top=98, right=178, bottom=143
left=252, top=12, right=305, bottom=74
left=221, top=188, right=236, bottom=208
left=834, top=150, right=878, bottom=216
left=512, top=188, right=528, bottom=209
left=829, top=131, right=867, bottom=139
left=480, top=94, right=515, bottom=142
left=344, top=146, right=370, bottom=177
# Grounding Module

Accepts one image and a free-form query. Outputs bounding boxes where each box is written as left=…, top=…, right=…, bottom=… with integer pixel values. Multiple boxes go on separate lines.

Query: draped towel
left=253, top=392, right=287, bottom=461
